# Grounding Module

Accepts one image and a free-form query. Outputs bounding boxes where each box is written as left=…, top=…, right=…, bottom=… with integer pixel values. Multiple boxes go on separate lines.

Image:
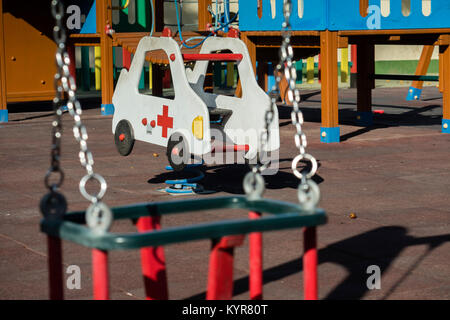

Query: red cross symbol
left=157, top=105, right=173, bottom=138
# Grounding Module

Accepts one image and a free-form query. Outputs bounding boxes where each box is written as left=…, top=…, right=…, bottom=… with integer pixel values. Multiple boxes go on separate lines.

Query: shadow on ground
left=184, top=226, right=450, bottom=300
left=7, top=96, right=101, bottom=122
left=277, top=89, right=443, bottom=140
left=148, top=160, right=324, bottom=195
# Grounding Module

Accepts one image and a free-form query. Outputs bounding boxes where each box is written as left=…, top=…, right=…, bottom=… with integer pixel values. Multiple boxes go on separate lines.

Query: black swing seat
left=208, top=107, right=233, bottom=123
left=40, top=196, right=326, bottom=250
left=207, top=107, right=233, bottom=117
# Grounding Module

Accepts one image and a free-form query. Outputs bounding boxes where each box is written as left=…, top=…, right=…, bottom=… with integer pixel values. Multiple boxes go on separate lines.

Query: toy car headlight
left=192, top=116, right=203, bottom=140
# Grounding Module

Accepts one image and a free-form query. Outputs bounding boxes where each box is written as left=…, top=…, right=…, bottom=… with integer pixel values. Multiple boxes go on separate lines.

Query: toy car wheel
left=167, top=134, right=190, bottom=172
left=114, top=120, right=135, bottom=156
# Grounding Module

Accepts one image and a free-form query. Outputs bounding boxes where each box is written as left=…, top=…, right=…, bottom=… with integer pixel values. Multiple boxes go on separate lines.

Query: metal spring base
left=164, top=162, right=204, bottom=194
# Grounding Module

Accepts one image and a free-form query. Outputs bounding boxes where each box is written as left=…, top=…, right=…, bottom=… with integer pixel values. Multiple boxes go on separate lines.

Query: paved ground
left=0, top=87, right=449, bottom=300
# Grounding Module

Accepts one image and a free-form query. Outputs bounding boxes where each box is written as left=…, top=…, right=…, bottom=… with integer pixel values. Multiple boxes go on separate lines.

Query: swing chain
left=279, top=0, right=320, bottom=209
left=243, top=91, right=274, bottom=198
left=42, top=0, right=112, bottom=231
left=44, top=1, right=66, bottom=193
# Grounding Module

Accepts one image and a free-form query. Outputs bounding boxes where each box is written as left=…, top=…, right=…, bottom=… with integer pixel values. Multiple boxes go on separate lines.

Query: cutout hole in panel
left=359, top=0, right=369, bottom=17
left=422, top=0, right=431, bottom=16
left=402, top=0, right=411, bottom=17
left=257, top=0, right=263, bottom=18
left=381, top=0, right=390, bottom=17
left=298, top=0, right=304, bottom=18
left=271, top=0, right=276, bottom=19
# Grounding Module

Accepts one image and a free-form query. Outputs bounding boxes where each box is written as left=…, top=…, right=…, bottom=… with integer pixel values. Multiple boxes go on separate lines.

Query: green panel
left=113, top=48, right=117, bottom=82
left=375, top=60, right=439, bottom=75
left=373, top=74, right=439, bottom=81
left=136, top=0, right=148, bottom=29
left=139, top=67, right=145, bottom=89
left=121, top=0, right=128, bottom=14
left=115, top=0, right=151, bottom=32
left=295, top=60, right=303, bottom=84
left=41, top=196, right=327, bottom=251
left=213, top=62, right=222, bottom=87
left=81, top=47, right=91, bottom=91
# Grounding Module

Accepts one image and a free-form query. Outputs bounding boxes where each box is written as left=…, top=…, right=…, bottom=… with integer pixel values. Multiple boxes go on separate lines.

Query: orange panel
left=0, top=0, right=7, bottom=110
left=3, top=1, right=56, bottom=102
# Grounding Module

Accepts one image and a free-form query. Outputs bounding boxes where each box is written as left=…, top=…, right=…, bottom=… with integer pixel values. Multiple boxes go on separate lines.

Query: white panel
left=128, top=0, right=136, bottom=25
left=75, top=46, right=82, bottom=68
left=112, top=0, right=120, bottom=25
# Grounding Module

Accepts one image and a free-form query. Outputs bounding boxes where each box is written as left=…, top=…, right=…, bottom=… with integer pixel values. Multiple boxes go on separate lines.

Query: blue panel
left=443, top=119, right=450, bottom=134
left=320, top=127, right=340, bottom=143
left=329, top=0, right=450, bottom=31
left=80, top=1, right=97, bottom=34
left=0, top=109, right=8, bottom=123
left=267, top=62, right=275, bottom=93
left=101, top=104, right=115, bottom=115
left=356, top=111, right=373, bottom=126
left=239, top=0, right=450, bottom=31
left=405, top=87, right=423, bottom=101
left=238, top=0, right=327, bottom=31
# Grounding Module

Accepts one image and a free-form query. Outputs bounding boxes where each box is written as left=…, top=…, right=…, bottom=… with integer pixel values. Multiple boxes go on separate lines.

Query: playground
left=0, top=1, right=449, bottom=301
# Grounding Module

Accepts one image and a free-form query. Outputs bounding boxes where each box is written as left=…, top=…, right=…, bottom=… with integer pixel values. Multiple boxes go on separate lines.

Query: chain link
left=47, top=0, right=107, bottom=204
left=244, top=0, right=320, bottom=208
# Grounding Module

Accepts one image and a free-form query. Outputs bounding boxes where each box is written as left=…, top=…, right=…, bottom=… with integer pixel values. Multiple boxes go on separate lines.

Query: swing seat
left=40, top=196, right=326, bottom=300
left=41, top=196, right=326, bottom=250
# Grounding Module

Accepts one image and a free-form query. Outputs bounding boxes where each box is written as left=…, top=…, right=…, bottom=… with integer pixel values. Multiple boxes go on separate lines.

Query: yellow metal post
left=306, top=57, right=315, bottom=84
left=227, top=63, right=234, bottom=87
left=95, top=46, right=101, bottom=90
left=341, top=47, right=349, bottom=83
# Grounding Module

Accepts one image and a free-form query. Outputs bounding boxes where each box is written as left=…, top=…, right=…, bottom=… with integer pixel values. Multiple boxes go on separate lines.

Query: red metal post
left=92, top=249, right=109, bottom=300
left=47, top=236, right=64, bottom=300
left=122, top=48, right=132, bottom=70
left=137, top=216, right=169, bottom=300
left=206, top=235, right=244, bottom=300
left=182, top=53, right=243, bottom=62
left=249, top=211, right=263, bottom=300
left=67, top=44, right=77, bottom=86
left=303, top=227, right=318, bottom=300
left=351, top=45, right=358, bottom=73
left=350, top=44, right=357, bottom=88
left=211, top=144, right=249, bottom=154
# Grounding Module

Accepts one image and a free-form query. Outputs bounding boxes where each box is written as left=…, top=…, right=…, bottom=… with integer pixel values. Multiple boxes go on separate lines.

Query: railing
left=239, top=0, right=450, bottom=31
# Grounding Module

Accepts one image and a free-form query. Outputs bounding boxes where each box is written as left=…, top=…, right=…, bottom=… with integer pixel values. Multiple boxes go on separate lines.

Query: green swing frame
left=41, top=195, right=326, bottom=300
left=41, top=196, right=326, bottom=250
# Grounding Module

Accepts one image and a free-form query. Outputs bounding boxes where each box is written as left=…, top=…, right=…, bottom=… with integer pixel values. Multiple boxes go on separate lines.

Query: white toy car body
left=112, top=35, right=279, bottom=169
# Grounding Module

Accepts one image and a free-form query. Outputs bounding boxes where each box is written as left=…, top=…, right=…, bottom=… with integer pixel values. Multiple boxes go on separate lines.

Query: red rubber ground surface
left=0, top=87, right=449, bottom=299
